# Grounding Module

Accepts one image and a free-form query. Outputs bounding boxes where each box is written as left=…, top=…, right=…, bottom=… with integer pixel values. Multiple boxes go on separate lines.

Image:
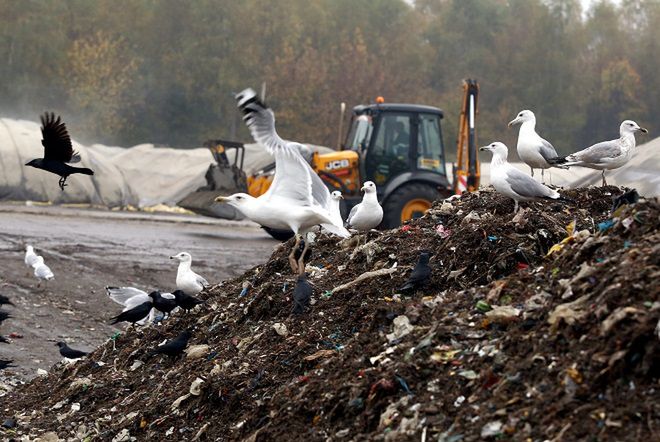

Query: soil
left=0, top=187, right=658, bottom=441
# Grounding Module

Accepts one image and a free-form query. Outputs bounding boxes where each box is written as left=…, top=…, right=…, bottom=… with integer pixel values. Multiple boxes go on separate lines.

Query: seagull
left=146, top=329, right=192, bottom=359
left=170, top=252, right=209, bottom=295
left=508, top=110, right=566, bottom=182
left=329, top=191, right=344, bottom=228
left=109, top=301, right=153, bottom=325
left=548, top=120, right=648, bottom=186
left=480, top=142, right=566, bottom=213
left=173, top=290, right=203, bottom=312
left=105, top=286, right=173, bottom=325
left=25, top=113, right=94, bottom=190
left=25, top=245, right=39, bottom=269
left=346, top=181, right=383, bottom=231
left=32, top=256, right=54, bottom=287
left=148, top=291, right=178, bottom=318
left=291, top=274, right=312, bottom=314
left=215, top=88, right=350, bottom=274
left=399, top=251, right=432, bottom=291
left=56, top=342, right=88, bottom=359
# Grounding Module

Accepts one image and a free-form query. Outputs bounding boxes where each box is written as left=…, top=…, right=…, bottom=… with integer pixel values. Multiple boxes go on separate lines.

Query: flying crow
left=56, top=341, right=88, bottom=359
left=400, top=251, right=432, bottom=291
left=147, top=329, right=192, bottom=358
left=25, top=113, right=94, bottom=190
left=110, top=301, right=152, bottom=325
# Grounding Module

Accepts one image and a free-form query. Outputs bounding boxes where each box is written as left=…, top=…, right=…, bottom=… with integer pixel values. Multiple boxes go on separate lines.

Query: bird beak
left=360, top=186, right=366, bottom=192
left=214, top=196, right=228, bottom=203
left=507, top=118, right=519, bottom=128
left=479, top=146, right=490, bottom=152
left=169, top=256, right=175, bottom=260
left=339, top=195, right=344, bottom=199
left=639, top=127, right=648, bottom=133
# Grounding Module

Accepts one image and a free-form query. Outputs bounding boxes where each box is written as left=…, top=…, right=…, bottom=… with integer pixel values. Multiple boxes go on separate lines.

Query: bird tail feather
left=320, top=222, right=351, bottom=238
left=73, top=167, right=94, bottom=175
left=547, top=156, right=567, bottom=166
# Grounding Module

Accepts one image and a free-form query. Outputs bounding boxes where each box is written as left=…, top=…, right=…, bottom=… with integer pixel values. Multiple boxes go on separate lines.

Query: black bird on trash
left=146, top=329, right=192, bottom=359
left=149, top=291, right=178, bottom=318
left=25, top=113, right=94, bottom=190
left=110, top=301, right=152, bottom=325
left=173, top=290, right=204, bottom=312
left=292, top=274, right=312, bottom=314
left=0, top=336, right=9, bottom=344
left=56, top=341, right=88, bottom=359
left=399, top=251, right=432, bottom=292
left=0, top=360, right=15, bottom=370
left=0, top=294, right=14, bottom=306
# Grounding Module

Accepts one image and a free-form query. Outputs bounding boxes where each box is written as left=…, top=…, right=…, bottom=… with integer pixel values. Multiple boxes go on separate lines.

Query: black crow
left=0, top=294, right=14, bottom=306
left=0, top=360, right=15, bottom=370
left=149, top=291, right=178, bottom=317
left=292, top=274, right=312, bottom=314
left=56, top=341, right=88, bottom=359
left=0, top=311, right=11, bottom=324
left=0, top=336, right=9, bottom=344
left=611, top=189, right=639, bottom=213
left=110, top=301, right=152, bottom=325
left=399, top=251, right=432, bottom=291
left=172, top=290, right=204, bottom=312
left=25, top=113, right=94, bottom=190
left=146, top=329, right=192, bottom=358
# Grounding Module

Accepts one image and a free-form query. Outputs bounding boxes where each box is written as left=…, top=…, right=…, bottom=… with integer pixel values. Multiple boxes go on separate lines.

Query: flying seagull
left=215, top=88, right=350, bottom=274
left=146, top=329, right=192, bottom=359
left=480, top=142, right=567, bottom=213
left=399, top=251, right=432, bottom=291
left=548, top=120, right=647, bottom=186
left=508, top=110, right=566, bottom=182
left=25, top=113, right=94, bottom=190
left=346, top=181, right=383, bottom=231
left=56, top=341, right=88, bottom=359
left=170, top=252, right=209, bottom=295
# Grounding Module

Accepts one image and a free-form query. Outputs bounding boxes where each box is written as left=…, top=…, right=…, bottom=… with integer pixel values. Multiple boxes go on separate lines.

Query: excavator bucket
left=177, top=140, right=248, bottom=219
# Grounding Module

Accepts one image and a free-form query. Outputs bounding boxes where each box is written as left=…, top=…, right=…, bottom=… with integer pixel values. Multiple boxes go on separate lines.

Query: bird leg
left=601, top=171, right=607, bottom=187
left=513, top=200, right=519, bottom=213
left=58, top=176, right=68, bottom=191
left=541, top=168, right=545, bottom=184
left=297, top=235, right=311, bottom=276
left=288, top=235, right=302, bottom=273
left=530, top=167, right=534, bottom=177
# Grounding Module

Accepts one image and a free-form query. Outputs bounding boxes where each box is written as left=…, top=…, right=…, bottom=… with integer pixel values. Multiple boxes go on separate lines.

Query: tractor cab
left=337, top=102, right=451, bottom=227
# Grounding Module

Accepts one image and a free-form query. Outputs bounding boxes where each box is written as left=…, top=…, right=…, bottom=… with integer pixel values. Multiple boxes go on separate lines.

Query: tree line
left=0, top=0, right=657, bottom=157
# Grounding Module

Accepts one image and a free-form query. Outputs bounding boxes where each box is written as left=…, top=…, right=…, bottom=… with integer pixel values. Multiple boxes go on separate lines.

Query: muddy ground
left=0, top=204, right=276, bottom=381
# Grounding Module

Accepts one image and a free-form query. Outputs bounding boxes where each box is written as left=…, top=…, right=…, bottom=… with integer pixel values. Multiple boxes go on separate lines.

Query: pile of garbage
left=1, top=186, right=658, bottom=441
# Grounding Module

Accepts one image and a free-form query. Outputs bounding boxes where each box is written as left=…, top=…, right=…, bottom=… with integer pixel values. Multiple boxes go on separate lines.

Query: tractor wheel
left=262, top=226, right=295, bottom=242
left=381, top=183, right=440, bottom=229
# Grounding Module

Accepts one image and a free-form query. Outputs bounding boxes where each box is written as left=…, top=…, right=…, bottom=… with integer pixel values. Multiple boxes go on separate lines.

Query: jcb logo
left=326, top=159, right=349, bottom=170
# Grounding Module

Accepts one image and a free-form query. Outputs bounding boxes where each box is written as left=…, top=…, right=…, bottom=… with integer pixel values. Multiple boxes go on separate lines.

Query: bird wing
left=567, top=139, right=622, bottom=165
left=124, top=294, right=151, bottom=311
left=505, top=167, right=557, bottom=199
left=106, top=286, right=148, bottom=306
left=346, top=203, right=360, bottom=226
left=235, top=89, right=331, bottom=210
left=538, top=137, right=560, bottom=161
left=40, top=112, right=78, bottom=163
left=193, top=272, right=209, bottom=287
left=34, top=264, right=54, bottom=279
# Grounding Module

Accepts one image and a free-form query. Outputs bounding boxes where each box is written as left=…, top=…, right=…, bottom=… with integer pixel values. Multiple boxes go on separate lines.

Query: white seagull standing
left=508, top=110, right=565, bottom=182
left=480, top=142, right=565, bottom=213
left=170, top=252, right=209, bottom=296
left=346, top=181, right=383, bottom=231
left=548, top=120, right=647, bottom=186
left=329, top=191, right=344, bottom=228
left=32, top=255, right=54, bottom=287
left=215, top=88, right=350, bottom=274
left=25, top=245, right=39, bottom=275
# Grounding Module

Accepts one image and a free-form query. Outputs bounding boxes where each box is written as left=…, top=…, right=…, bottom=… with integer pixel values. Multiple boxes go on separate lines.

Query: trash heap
left=1, top=187, right=658, bottom=441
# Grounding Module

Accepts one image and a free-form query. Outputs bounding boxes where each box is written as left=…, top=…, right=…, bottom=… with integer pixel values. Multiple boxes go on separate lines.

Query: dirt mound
left=1, top=187, right=658, bottom=441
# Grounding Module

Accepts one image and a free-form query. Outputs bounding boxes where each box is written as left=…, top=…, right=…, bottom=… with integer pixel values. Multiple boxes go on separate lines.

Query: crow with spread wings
left=25, top=113, right=94, bottom=190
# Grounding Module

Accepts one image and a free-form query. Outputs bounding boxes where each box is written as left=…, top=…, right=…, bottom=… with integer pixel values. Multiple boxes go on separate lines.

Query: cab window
left=345, top=115, right=372, bottom=153
left=366, top=113, right=411, bottom=186
left=417, top=113, right=444, bottom=174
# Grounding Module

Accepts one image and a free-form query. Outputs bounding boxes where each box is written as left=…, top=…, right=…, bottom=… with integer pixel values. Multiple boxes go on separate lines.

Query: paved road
left=0, top=204, right=276, bottom=381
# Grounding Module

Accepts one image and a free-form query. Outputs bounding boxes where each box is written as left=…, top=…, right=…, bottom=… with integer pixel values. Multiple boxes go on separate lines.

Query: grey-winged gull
left=329, top=191, right=344, bottom=228
left=508, top=110, right=566, bottom=182
left=24, top=245, right=39, bottom=268
left=32, top=255, right=54, bottom=287
left=215, top=88, right=350, bottom=274
left=170, top=252, right=209, bottom=295
left=480, top=142, right=565, bottom=213
left=346, top=181, right=383, bottom=231
left=548, top=120, right=647, bottom=186
left=105, top=286, right=175, bottom=325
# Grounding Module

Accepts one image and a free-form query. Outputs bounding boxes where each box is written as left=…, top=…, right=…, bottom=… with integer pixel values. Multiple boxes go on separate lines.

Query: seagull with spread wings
left=25, top=113, right=94, bottom=190
left=215, top=89, right=350, bottom=274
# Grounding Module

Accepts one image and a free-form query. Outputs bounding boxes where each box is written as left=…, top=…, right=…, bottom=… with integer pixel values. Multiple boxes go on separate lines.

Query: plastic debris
left=272, top=323, right=288, bottom=337
left=597, top=219, right=615, bottom=232
left=485, top=305, right=520, bottom=323
left=480, top=420, right=503, bottom=438
left=185, top=344, right=210, bottom=359
left=386, top=315, right=414, bottom=342
left=189, top=377, right=205, bottom=396
left=435, top=224, right=452, bottom=238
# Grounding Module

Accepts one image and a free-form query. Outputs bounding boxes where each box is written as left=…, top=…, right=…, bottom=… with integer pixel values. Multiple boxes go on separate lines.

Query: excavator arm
left=453, top=79, right=480, bottom=194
